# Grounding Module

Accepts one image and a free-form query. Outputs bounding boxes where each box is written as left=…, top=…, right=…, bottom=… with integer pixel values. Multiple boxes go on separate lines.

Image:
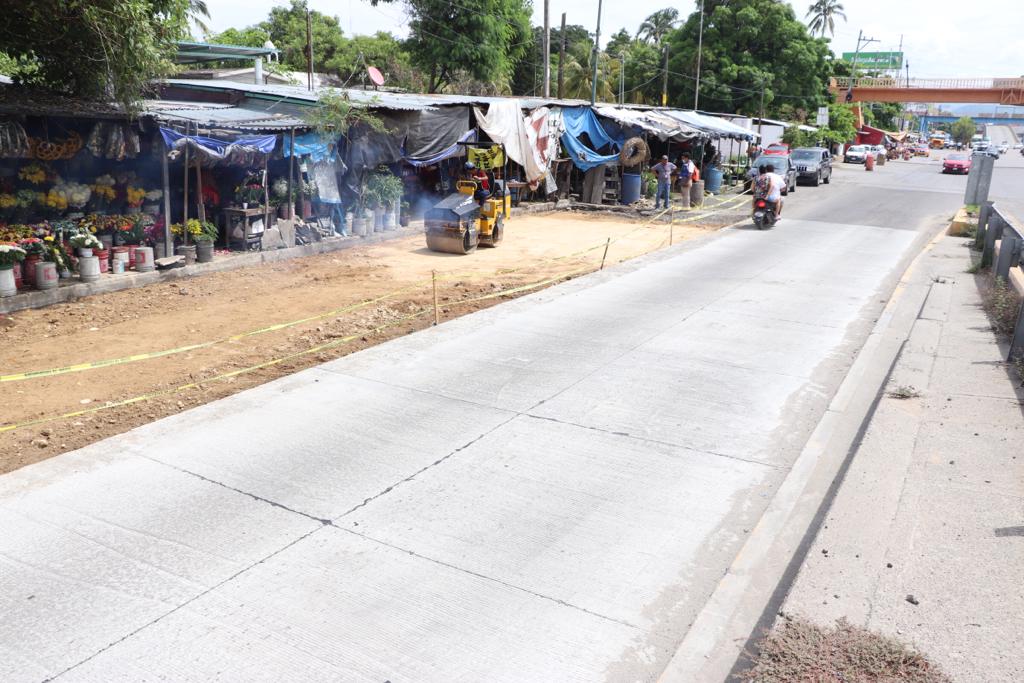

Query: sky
left=202, top=0, right=1023, bottom=80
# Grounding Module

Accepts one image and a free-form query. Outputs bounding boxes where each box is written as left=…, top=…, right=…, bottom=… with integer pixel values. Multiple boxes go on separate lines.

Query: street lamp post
left=590, top=0, right=603, bottom=105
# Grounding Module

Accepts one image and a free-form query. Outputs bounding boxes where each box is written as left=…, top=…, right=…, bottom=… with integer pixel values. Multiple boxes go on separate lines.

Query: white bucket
left=111, top=258, right=125, bottom=275
left=0, top=267, right=16, bottom=297
left=79, top=255, right=100, bottom=283
left=35, top=261, right=58, bottom=290
left=134, top=246, right=155, bottom=272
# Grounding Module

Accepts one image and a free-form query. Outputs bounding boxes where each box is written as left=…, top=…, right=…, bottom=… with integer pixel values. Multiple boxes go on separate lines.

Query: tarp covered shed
left=663, top=110, right=756, bottom=140
left=595, top=107, right=702, bottom=141
left=560, top=107, right=623, bottom=170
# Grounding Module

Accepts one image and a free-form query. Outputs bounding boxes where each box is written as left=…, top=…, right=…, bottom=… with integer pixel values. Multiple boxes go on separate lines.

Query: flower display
left=52, top=180, right=92, bottom=209
left=91, top=184, right=116, bottom=202
left=18, top=163, right=47, bottom=185
left=125, top=186, right=146, bottom=207
left=0, top=243, right=27, bottom=268
left=0, top=194, right=15, bottom=209
left=144, top=189, right=163, bottom=202
left=171, top=218, right=204, bottom=238
left=0, top=225, right=33, bottom=242
left=43, top=189, right=68, bottom=211
left=18, top=236, right=45, bottom=256
left=70, top=233, right=102, bottom=250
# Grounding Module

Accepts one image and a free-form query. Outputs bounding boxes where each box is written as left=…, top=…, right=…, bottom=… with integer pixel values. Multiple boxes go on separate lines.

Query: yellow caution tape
left=1, top=194, right=747, bottom=385
left=0, top=266, right=588, bottom=435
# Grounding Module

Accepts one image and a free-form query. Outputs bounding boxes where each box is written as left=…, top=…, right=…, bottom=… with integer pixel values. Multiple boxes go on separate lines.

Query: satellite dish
left=367, top=66, right=385, bottom=87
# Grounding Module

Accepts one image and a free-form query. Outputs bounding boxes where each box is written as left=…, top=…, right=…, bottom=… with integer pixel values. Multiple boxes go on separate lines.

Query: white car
left=844, top=145, right=869, bottom=163
left=998, top=142, right=1009, bottom=154
left=871, top=145, right=887, bottom=159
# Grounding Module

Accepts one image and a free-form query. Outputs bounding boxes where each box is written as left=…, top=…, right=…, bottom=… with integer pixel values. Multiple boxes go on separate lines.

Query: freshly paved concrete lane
left=1, top=161, right=963, bottom=682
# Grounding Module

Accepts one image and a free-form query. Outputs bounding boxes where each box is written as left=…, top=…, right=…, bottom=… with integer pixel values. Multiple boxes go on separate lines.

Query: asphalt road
left=0, top=159, right=967, bottom=682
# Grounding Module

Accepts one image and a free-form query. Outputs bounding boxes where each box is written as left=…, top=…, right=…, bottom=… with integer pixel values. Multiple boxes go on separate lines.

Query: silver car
left=844, top=145, right=868, bottom=164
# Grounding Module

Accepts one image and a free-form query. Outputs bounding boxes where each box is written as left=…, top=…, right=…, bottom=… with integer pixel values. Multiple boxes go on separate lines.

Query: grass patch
left=740, top=616, right=952, bottom=683
left=981, top=277, right=1022, bottom=336
left=964, top=203, right=979, bottom=216
left=888, top=384, right=922, bottom=399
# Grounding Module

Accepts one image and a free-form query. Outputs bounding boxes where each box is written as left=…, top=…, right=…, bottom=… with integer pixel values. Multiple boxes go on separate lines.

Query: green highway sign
left=842, top=51, right=904, bottom=70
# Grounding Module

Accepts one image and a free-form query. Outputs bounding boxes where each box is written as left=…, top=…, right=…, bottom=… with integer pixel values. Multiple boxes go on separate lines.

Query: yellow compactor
left=425, top=142, right=511, bottom=254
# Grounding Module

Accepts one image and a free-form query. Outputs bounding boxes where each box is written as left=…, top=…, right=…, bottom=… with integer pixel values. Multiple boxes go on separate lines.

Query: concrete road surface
left=985, top=123, right=1019, bottom=149
left=0, top=160, right=967, bottom=682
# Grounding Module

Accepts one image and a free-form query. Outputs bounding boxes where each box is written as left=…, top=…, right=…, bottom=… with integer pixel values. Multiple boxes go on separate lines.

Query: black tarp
left=403, top=106, right=471, bottom=160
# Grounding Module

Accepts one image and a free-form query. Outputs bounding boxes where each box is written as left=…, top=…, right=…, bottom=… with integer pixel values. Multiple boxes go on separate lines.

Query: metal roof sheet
left=595, top=106, right=702, bottom=140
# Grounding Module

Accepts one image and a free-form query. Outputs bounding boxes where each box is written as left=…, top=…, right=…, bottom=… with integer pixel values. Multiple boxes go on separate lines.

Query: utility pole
left=542, top=0, right=551, bottom=97
left=694, top=0, right=704, bottom=109
left=620, top=53, right=625, bottom=104
left=557, top=13, right=566, bottom=99
left=758, top=80, right=766, bottom=139
left=846, top=29, right=879, bottom=103
left=590, top=0, right=603, bottom=105
left=305, top=8, right=314, bottom=91
left=661, top=46, right=669, bottom=107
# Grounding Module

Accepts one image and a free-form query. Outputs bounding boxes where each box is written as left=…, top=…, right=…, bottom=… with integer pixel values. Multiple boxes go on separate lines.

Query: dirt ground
left=0, top=212, right=726, bottom=473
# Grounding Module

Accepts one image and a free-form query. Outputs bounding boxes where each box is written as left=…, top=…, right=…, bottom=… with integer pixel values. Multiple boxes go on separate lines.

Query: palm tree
left=806, top=0, right=846, bottom=37
left=636, top=8, right=680, bottom=45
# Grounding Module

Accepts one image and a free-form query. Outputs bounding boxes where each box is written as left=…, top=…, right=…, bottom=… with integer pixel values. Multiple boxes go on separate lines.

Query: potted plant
left=235, top=173, right=264, bottom=210
left=42, top=235, right=72, bottom=279
left=0, top=243, right=26, bottom=297
left=271, top=178, right=295, bottom=219
left=369, top=172, right=403, bottom=231
left=300, top=178, right=316, bottom=219
left=171, top=219, right=202, bottom=264
left=17, top=236, right=44, bottom=288
left=70, top=232, right=102, bottom=257
left=194, top=220, right=218, bottom=263
left=399, top=200, right=411, bottom=228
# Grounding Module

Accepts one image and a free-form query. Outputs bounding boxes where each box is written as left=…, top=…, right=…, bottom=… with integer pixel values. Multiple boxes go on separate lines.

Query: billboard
left=841, top=51, right=904, bottom=70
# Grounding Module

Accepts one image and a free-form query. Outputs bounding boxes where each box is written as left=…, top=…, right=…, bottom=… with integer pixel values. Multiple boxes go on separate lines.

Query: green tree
left=665, top=0, right=832, bottom=116
left=818, top=102, right=858, bottom=146
left=606, top=29, right=635, bottom=57
left=259, top=0, right=348, bottom=73
left=805, top=0, right=846, bottom=38
left=372, top=0, right=533, bottom=93
left=950, top=116, right=977, bottom=146
left=637, top=8, right=680, bottom=45
left=0, top=0, right=206, bottom=109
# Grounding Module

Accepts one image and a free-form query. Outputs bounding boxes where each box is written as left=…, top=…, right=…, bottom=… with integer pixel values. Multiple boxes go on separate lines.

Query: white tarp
left=473, top=100, right=546, bottom=185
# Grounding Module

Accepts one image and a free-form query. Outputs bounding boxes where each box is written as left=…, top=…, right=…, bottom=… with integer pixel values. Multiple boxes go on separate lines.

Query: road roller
left=425, top=142, right=511, bottom=254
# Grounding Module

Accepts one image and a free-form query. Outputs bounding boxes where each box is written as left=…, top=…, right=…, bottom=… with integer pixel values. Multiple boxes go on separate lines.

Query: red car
left=942, top=153, right=972, bottom=174
left=764, top=143, right=790, bottom=155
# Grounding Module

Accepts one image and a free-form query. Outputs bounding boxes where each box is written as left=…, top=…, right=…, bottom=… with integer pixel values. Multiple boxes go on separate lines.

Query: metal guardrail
left=975, top=202, right=1024, bottom=359
left=831, top=77, right=1024, bottom=90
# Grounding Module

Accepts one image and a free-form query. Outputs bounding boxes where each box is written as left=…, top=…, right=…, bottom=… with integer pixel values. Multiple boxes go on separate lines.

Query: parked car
left=871, top=144, right=888, bottom=159
left=912, top=145, right=930, bottom=157
left=751, top=154, right=797, bottom=195
left=941, top=153, right=972, bottom=174
left=843, top=145, right=869, bottom=164
left=764, top=143, right=790, bottom=156
left=791, top=147, right=832, bottom=186
left=973, top=146, right=1000, bottom=160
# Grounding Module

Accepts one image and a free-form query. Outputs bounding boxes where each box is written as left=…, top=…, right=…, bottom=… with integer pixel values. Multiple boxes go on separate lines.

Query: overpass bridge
left=830, top=77, right=1024, bottom=105
left=917, top=115, right=1024, bottom=135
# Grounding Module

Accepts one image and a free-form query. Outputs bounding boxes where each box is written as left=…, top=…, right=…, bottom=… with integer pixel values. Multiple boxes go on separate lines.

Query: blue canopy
left=560, top=107, right=623, bottom=170
left=159, top=127, right=277, bottom=160
left=283, top=132, right=338, bottom=163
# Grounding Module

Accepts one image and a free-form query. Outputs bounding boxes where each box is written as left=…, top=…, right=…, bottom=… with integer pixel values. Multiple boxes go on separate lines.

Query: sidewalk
left=782, top=233, right=1024, bottom=681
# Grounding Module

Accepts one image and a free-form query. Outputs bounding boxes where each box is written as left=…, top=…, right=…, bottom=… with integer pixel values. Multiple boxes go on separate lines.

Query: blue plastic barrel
left=621, top=173, right=642, bottom=204
left=705, top=166, right=723, bottom=194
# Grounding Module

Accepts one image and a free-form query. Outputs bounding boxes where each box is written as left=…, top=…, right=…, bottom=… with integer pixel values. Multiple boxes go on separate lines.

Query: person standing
left=651, top=155, right=676, bottom=210
left=676, top=152, right=695, bottom=207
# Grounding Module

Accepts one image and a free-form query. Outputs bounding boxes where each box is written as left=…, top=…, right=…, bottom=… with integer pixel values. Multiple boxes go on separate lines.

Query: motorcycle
left=752, top=198, right=777, bottom=230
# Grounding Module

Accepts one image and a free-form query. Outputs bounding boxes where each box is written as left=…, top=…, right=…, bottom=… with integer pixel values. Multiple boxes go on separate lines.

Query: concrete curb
left=0, top=224, right=424, bottom=314
left=657, top=220, right=949, bottom=682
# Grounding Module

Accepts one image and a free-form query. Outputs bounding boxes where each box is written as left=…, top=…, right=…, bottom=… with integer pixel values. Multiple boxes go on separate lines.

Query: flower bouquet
left=125, top=186, right=146, bottom=213
left=42, top=235, right=72, bottom=274
left=18, top=236, right=45, bottom=257
left=18, top=162, right=47, bottom=185
left=90, top=175, right=116, bottom=213
left=0, top=243, right=26, bottom=269
left=70, top=232, right=102, bottom=256
left=170, top=218, right=204, bottom=240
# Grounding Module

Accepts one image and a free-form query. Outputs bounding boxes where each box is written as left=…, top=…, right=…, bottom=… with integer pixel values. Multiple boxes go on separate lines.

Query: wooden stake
left=600, top=237, right=610, bottom=270
left=432, top=269, right=440, bottom=325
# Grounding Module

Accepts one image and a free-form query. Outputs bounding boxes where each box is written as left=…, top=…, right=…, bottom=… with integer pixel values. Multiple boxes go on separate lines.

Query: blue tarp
left=404, top=129, right=476, bottom=167
left=560, top=107, right=623, bottom=170
left=283, top=132, right=338, bottom=163
left=159, top=127, right=277, bottom=160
